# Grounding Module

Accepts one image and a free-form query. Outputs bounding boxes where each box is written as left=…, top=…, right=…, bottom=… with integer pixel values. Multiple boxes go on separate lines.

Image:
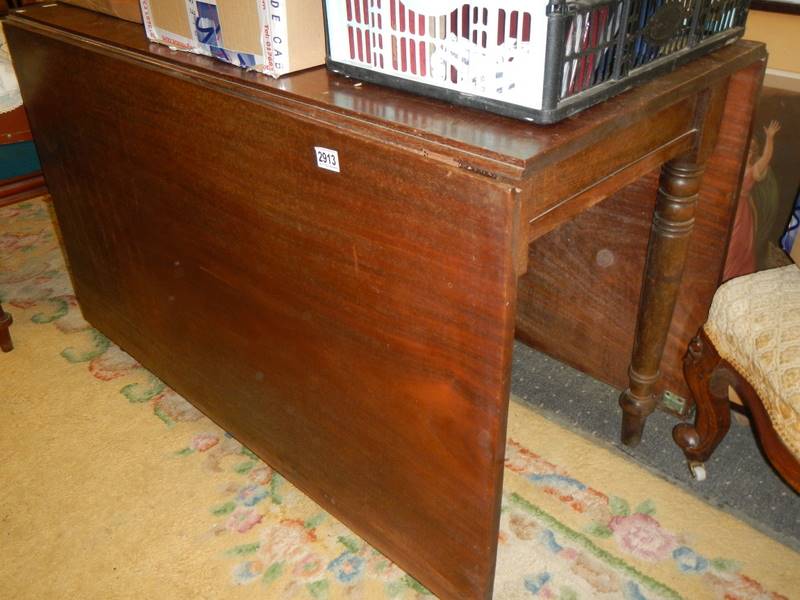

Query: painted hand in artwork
left=763, top=120, right=781, bottom=139
left=751, top=120, right=781, bottom=182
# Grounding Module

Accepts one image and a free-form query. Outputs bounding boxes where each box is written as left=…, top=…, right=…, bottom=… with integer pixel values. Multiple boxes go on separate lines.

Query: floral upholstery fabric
left=704, top=264, right=800, bottom=457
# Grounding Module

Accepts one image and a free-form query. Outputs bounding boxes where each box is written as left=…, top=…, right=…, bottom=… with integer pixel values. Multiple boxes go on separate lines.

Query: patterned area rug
left=1, top=197, right=798, bottom=599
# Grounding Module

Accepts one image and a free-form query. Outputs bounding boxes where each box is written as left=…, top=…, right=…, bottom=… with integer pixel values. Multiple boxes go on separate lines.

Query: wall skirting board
left=764, top=69, right=800, bottom=93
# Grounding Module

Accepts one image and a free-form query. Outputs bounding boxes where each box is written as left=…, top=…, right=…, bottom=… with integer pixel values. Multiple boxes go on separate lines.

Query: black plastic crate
left=323, top=0, right=749, bottom=123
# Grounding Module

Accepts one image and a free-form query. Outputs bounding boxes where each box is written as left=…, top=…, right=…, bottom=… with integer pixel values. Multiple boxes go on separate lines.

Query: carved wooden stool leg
left=619, top=158, right=704, bottom=446
left=673, top=331, right=732, bottom=479
left=0, top=301, right=13, bottom=352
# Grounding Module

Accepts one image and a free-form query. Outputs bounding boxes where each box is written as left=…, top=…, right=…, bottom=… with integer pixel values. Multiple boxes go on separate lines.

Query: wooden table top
left=7, top=3, right=764, bottom=180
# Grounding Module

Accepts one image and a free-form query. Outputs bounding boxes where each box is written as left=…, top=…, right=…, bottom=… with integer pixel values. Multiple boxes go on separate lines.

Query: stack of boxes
left=61, top=0, right=327, bottom=78
left=138, top=0, right=325, bottom=77
left=62, top=0, right=328, bottom=77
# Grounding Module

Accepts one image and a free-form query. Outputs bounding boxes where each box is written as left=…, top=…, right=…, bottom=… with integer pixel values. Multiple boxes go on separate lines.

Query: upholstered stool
left=673, top=264, right=800, bottom=491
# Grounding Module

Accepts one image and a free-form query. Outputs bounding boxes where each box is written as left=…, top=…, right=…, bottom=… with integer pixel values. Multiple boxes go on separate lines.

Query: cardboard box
left=62, top=0, right=143, bottom=23
left=138, top=0, right=325, bottom=77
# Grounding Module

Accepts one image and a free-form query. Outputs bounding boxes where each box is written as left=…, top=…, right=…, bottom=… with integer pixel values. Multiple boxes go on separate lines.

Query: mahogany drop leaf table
left=4, top=5, right=765, bottom=598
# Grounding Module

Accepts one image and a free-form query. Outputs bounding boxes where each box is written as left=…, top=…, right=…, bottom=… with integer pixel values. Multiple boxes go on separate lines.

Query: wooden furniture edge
left=1, top=11, right=526, bottom=179
left=0, top=172, right=46, bottom=207
left=2, top=8, right=767, bottom=182
left=0, top=301, right=12, bottom=352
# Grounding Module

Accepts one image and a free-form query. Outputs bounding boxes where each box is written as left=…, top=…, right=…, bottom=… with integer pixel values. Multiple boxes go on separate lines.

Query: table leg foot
left=621, top=410, right=647, bottom=447
left=0, top=303, right=13, bottom=353
left=619, top=367, right=660, bottom=446
left=620, top=158, right=704, bottom=446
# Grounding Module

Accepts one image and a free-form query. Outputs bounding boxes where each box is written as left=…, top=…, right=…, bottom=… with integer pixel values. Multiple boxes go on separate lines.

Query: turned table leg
left=0, top=301, right=13, bottom=352
left=619, top=158, right=704, bottom=446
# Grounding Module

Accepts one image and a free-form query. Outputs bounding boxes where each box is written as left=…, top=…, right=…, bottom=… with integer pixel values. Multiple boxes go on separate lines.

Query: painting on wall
left=724, top=85, right=800, bottom=279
